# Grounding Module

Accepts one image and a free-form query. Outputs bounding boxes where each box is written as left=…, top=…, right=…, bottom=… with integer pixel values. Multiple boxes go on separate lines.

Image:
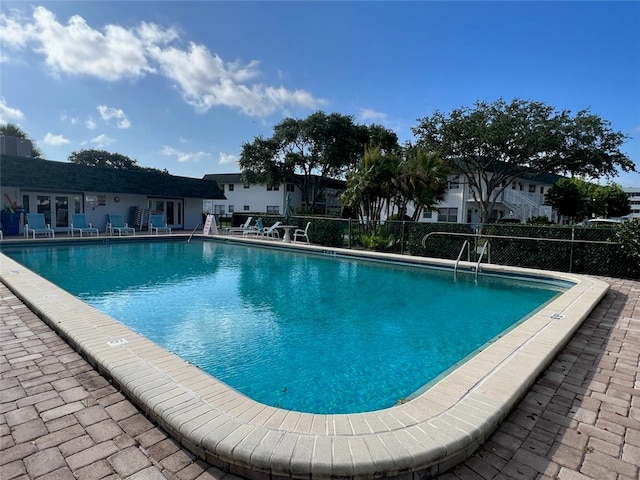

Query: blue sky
left=1, top=1, right=639, bottom=187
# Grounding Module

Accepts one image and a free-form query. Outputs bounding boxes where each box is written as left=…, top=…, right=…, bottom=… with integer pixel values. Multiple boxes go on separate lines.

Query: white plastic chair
left=293, top=222, right=311, bottom=244
left=262, top=221, right=282, bottom=239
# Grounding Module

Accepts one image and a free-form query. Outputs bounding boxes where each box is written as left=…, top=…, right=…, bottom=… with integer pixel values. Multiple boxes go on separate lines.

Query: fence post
left=348, top=219, right=352, bottom=249
left=569, top=227, right=575, bottom=273
left=400, top=221, right=405, bottom=255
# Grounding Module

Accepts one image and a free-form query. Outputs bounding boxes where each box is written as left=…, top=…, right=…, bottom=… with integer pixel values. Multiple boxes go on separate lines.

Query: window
left=446, top=175, right=460, bottom=190
left=228, top=184, right=234, bottom=191
left=266, top=206, right=279, bottom=214
left=422, top=211, right=433, bottom=219
left=267, top=185, right=280, bottom=191
left=220, top=184, right=225, bottom=193
left=228, top=205, right=234, bottom=213
left=243, top=205, right=250, bottom=211
left=286, top=184, right=295, bottom=192
left=437, top=207, right=458, bottom=222
left=528, top=185, right=536, bottom=193
left=214, top=205, right=225, bottom=215
left=540, top=186, right=544, bottom=194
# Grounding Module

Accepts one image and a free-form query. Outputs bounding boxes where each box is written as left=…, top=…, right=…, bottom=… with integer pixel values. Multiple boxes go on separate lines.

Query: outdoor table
left=276, top=225, right=298, bottom=243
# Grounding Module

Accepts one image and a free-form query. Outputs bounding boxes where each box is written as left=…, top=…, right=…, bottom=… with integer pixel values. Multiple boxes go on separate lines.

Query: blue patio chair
left=149, top=214, right=171, bottom=235
left=243, top=218, right=264, bottom=237
left=25, top=213, right=55, bottom=239
left=107, top=214, right=135, bottom=236
left=69, top=213, right=99, bottom=237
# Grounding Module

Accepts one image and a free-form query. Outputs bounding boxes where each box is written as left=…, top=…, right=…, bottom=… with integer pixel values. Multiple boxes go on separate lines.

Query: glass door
left=148, top=199, right=183, bottom=229
left=54, top=196, right=69, bottom=229
left=166, top=200, right=182, bottom=228
left=36, top=195, right=52, bottom=225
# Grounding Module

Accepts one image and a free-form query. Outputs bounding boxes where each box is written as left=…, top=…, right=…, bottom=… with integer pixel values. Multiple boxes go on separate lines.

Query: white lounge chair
left=107, top=214, right=135, bottom=236
left=226, top=216, right=253, bottom=235
left=69, top=213, right=99, bottom=237
left=24, top=213, right=55, bottom=239
left=293, top=222, right=311, bottom=243
left=262, top=221, right=282, bottom=239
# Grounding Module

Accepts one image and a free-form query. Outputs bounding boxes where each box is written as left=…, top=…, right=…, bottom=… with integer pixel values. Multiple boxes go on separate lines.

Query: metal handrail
left=454, top=240, right=470, bottom=279
left=187, top=223, right=201, bottom=243
left=475, top=240, right=490, bottom=281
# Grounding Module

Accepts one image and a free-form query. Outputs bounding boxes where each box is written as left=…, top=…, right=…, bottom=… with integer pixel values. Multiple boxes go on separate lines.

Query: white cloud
left=31, top=7, right=156, bottom=80
left=43, top=132, right=69, bottom=146
left=97, top=105, right=130, bottom=129
left=358, top=108, right=388, bottom=124
left=0, top=7, right=324, bottom=117
left=160, top=145, right=211, bottom=163
left=90, top=134, right=114, bottom=148
left=85, top=118, right=97, bottom=130
left=0, top=97, right=24, bottom=123
left=219, top=152, right=238, bottom=166
left=149, top=42, right=323, bottom=116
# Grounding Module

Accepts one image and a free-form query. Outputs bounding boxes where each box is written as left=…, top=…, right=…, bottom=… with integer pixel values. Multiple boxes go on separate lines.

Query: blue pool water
left=4, top=240, right=566, bottom=414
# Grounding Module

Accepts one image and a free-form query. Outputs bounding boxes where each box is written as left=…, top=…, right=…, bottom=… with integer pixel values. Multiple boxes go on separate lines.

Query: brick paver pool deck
left=1, top=276, right=638, bottom=480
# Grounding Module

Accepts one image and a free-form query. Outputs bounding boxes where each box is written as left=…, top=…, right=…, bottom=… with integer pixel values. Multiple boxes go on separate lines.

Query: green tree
left=412, top=98, right=635, bottom=224
left=545, top=178, right=586, bottom=222
left=0, top=123, right=43, bottom=158
left=239, top=111, right=399, bottom=211
left=592, top=183, right=631, bottom=219
left=392, top=147, right=449, bottom=221
left=340, top=146, right=400, bottom=233
left=68, top=149, right=168, bottom=174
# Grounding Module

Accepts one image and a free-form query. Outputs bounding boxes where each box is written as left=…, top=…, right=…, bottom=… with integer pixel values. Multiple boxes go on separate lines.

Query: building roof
left=203, top=173, right=244, bottom=183
left=204, top=172, right=346, bottom=189
left=1, top=155, right=225, bottom=199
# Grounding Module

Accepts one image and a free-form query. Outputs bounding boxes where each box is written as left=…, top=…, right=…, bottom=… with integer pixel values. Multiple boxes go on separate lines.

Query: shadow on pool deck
left=1, top=275, right=638, bottom=480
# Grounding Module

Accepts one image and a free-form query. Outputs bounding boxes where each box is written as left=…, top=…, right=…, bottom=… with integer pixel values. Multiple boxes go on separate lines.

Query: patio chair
left=261, top=221, right=282, bottom=239
left=226, top=216, right=253, bottom=235
left=293, top=222, right=311, bottom=244
left=149, top=214, right=171, bottom=235
left=24, top=213, right=55, bottom=239
left=69, top=213, right=99, bottom=237
left=106, top=214, right=135, bottom=236
left=243, top=218, right=264, bottom=237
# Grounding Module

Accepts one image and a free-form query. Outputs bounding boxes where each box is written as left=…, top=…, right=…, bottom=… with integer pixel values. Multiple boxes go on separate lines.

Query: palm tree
left=340, top=146, right=400, bottom=233
left=0, top=123, right=43, bottom=158
left=392, top=148, right=449, bottom=221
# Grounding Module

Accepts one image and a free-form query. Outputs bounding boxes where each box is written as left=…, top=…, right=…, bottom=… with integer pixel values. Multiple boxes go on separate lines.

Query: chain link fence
left=260, top=215, right=640, bottom=280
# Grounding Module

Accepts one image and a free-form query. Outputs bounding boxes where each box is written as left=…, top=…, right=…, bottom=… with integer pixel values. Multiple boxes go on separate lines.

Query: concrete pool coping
left=0, top=235, right=609, bottom=479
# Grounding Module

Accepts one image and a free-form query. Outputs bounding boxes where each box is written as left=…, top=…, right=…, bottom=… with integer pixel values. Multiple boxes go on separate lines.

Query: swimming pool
left=0, top=236, right=609, bottom=479
left=2, top=239, right=565, bottom=414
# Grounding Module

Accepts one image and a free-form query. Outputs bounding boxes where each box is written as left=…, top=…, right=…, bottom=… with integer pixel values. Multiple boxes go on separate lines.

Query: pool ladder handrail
left=454, top=240, right=471, bottom=279
left=474, top=240, right=490, bottom=281
left=187, top=223, right=201, bottom=243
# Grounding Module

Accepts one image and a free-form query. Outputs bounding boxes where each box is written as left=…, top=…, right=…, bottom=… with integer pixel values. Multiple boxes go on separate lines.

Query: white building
left=202, top=173, right=345, bottom=222
left=205, top=170, right=559, bottom=226
left=624, top=187, right=640, bottom=220
left=395, top=172, right=557, bottom=225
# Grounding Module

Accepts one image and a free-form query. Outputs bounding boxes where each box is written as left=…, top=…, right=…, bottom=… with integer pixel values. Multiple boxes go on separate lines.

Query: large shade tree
left=238, top=111, right=399, bottom=211
left=412, top=98, right=635, bottom=224
left=0, top=123, right=43, bottom=158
